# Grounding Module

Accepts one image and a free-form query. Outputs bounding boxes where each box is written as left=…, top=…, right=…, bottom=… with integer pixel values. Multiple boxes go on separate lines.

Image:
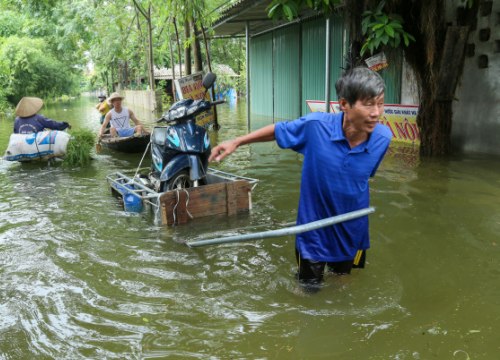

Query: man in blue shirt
left=209, top=67, right=392, bottom=287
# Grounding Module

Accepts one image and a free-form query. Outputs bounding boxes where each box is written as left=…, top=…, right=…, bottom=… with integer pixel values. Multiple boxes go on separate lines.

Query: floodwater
left=0, top=96, right=499, bottom=359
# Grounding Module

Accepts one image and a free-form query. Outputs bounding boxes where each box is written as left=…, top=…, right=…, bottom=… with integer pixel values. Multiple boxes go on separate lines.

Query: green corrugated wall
left=250, top=32, right=273, bottom=116
left=249, top=16, right=402, bottom=120
left=301, top=18, right=326, bottom=115
left=329, top=16, right=345, bottom=104
left=273, top=26, right=300, bottom=120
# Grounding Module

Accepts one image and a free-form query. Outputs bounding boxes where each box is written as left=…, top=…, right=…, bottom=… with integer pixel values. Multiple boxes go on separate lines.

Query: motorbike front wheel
left=160, top=170, right=207, bottom=192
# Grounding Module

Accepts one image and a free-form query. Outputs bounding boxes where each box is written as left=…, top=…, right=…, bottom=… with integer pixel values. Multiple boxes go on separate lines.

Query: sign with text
left=306, top=100, right=420, bottom=145
left=174, top=72, right=214, bottom=128
left=365, top=52, right=389, bottom=72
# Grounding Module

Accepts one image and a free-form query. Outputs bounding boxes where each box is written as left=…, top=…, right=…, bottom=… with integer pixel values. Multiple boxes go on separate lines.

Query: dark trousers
left=295, top=249, right=366, bottom=284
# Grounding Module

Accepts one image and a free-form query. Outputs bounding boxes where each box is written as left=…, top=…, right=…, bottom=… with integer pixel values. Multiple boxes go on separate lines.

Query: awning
left=211, top=0, right=320, bottom=37
left=154, top=63, right=239, bottom=80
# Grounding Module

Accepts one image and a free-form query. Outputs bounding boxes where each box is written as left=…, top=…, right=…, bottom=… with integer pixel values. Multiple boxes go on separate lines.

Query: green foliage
left=267, top=0, right=342, bottom=21
left=0, top=10, right=25, bottom=37
left=360, top=0, right=415, bottom=56
left=0, top=36, right=80, bottom=104
left=63, top=128, right=96, bottom=167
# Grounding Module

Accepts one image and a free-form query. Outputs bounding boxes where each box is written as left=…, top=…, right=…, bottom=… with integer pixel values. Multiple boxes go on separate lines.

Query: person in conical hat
left=14, top=97, right=70, bottom=134
left=98, top=92, right=145, bottom=138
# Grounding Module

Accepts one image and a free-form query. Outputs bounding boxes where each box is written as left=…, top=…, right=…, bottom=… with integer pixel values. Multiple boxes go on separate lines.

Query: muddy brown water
left=0, top=96, right=499, bottom=359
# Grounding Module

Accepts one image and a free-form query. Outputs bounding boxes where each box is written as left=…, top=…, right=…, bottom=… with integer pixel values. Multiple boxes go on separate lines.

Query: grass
left=63, top=128, right=96, bottom=167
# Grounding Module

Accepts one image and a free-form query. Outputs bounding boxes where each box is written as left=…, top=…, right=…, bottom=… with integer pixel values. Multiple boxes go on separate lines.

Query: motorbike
left=147, top=72, right=223, bottom=192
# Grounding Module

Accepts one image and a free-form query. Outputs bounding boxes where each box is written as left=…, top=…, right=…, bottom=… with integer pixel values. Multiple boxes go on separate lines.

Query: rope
left=172, top=189, right=179, bottom=224
left=171, top=188, right=194, bottom=225
left=34, top=132, right=42, bottom=160
left=131, top=140, right=151, bottom=183
left=183, top=188, right=193, bottom=219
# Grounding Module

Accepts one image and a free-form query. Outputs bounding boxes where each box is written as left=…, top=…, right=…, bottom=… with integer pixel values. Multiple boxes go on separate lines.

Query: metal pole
left=187, top=207, right=375, bottom=247
left=245, top=21, right=251, bottom=129
left=325, top=17, right=331, bottom=113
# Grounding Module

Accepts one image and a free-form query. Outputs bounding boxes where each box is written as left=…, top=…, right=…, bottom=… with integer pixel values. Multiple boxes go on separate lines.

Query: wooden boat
left=99, top=134, right=150, bottom=153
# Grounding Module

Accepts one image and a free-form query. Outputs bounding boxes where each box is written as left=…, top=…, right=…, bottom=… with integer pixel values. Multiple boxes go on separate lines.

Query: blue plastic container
left=124, top=192, right=143, bottom=213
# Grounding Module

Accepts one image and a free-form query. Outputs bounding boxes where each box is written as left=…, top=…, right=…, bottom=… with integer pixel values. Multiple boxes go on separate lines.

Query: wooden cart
left=106, top=169, right=258, bottom=225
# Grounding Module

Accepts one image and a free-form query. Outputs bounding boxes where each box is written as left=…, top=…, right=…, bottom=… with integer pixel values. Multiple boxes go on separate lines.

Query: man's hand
left=209, top=140, right=239, bottom=162
left=209, top=125, right=276, bottom=162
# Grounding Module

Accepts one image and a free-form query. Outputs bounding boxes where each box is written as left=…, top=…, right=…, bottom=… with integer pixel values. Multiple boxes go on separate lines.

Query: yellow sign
left=174, top=72, right=214, bottom=128
left=306, top=100, right=420, bottom=145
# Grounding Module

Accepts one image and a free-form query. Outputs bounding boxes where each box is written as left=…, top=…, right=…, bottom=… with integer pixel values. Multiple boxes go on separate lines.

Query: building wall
left=249, top=33, right=273, bottom=117
left=451, top=0, right=500, bottom=155
left=123, top=90, right=158, bottom=112
left=273, top=26, right=300, bottom=120
left=301, top=18, right=327, bottom=116
left=249, top=16, right=403, bottom=121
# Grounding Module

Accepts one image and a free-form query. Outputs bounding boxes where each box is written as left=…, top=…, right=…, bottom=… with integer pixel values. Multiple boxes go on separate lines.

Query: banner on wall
left=306, top=100, right=420, bottom=145
left=174, top=72, right=214, bottom=128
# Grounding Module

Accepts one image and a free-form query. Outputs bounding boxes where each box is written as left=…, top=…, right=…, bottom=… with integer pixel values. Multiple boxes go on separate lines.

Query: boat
left=3, top=130, right=70, bottom=162
left=99, top=134, right=150, bottom=153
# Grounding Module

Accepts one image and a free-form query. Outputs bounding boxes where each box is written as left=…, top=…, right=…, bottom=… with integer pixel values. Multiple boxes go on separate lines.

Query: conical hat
left=15, top=97, right=44, bottom=117
left=107, top=92, right=124, bottom=102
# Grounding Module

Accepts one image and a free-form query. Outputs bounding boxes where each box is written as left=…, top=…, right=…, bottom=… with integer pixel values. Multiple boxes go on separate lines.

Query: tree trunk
left=168, top=35, right=177, bottom=102
left=417, top=90, right=453, bottom=156
left=124, top=60, right=128, bottom=88
left=147, top=5, right=155, bottom=91
left=173, top=18, right=182, bottom=77
left=192, top=19, right=203, bottom=72
left=184, top=19, right=192, bottom=75
left=395, top=0, right=475, bottom=157
left=200, top=23, right=212, bottom=72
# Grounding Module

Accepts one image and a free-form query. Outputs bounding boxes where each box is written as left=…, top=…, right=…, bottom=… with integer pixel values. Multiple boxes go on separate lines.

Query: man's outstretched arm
left=209, top=124, right=276, bottom=162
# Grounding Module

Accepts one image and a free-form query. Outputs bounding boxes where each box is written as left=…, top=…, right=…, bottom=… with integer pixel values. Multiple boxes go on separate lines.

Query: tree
left=267, top=0, right=477, bottom=157
left=0, top=36, right=79, bottom=103
left=132, top=0, right=155, bottom=91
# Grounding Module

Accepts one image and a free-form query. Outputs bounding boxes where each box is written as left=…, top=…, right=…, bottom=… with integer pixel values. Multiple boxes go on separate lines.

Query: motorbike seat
left=152, top=127, right=169, bottom=146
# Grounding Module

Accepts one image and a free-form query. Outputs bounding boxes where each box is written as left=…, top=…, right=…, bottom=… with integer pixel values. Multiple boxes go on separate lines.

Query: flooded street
left=1, top=96, right=500, bottom=359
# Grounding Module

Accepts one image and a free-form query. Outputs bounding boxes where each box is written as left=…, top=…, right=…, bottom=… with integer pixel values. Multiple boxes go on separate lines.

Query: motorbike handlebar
left=211, top=100, right=226, bottom=106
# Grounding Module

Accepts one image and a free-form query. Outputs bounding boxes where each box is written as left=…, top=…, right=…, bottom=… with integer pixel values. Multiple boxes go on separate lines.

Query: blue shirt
left=274, top=112, right=392, bottom=262
left=14, top=114, right=69, bottom=134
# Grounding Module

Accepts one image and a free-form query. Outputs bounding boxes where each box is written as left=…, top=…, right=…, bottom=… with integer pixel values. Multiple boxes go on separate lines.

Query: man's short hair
left=335, top=67, right=385, bottom=105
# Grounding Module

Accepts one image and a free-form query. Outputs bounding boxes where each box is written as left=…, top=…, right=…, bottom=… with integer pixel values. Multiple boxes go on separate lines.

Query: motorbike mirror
left=202, top=72, right=217, bottom=90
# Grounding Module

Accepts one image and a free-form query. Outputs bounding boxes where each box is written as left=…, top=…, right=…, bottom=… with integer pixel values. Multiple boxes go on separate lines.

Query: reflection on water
left=0, top=96, right=500, bottom=358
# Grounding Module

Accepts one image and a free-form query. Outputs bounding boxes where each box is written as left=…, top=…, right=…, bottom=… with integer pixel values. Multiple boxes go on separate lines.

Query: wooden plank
left=177, top=190, right=189, bottom=225
left=159, top=180, right=253, bottom=225
left=226, top=182, right=238, bottom=216
left=161, top=192, right=178, bottom=226
left=186, top=184, right=228, bottom=218
left=234, top=181, right=251, bottom=212
left=161, top=202, right=168, bottom=225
